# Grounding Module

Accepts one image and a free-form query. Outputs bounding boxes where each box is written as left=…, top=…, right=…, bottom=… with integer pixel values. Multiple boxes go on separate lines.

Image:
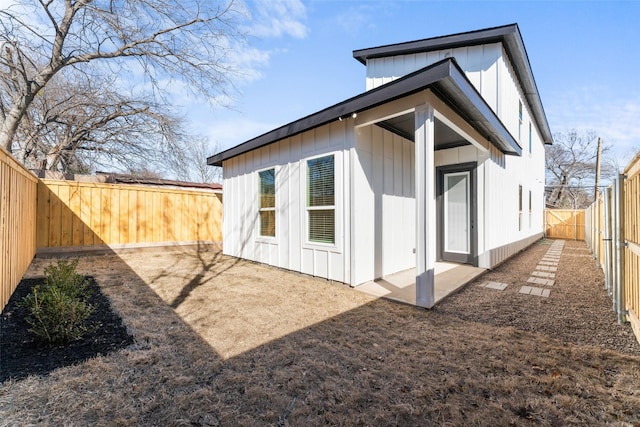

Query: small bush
left=20, top=259, right=96, bottom=345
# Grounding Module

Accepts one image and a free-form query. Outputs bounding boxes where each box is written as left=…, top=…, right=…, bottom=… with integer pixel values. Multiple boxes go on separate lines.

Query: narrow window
left=307, top=155, right=335, bottom=244
left=259, top=169, right=275, bottom=237
left=518, top=185, right=523, bottom=231
left=528, top=122, right=533, bottom=154
left=528, top=190, right=533, bottom=228
left=518, top=101, right=523, bottom=142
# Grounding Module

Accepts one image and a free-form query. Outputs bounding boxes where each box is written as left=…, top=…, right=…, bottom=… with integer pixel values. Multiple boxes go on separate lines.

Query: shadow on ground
left=1, top=241, right=639, bottom=425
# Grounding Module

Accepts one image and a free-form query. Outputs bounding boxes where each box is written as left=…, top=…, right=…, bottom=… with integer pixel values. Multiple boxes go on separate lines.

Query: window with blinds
left=307, top=155, right=335, bottom=244
left=259, top=169, right=275, bottom=237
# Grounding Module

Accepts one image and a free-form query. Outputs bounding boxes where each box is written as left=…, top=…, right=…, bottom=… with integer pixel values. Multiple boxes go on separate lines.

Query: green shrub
left=20, top=259, right=96, bottom=345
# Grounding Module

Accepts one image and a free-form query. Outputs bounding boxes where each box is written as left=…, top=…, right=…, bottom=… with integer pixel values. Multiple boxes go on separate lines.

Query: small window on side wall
left=518, top=184, right=523, bottom=231
left=259, top=168, right=275, bottom=237
left=307, top=155, right=335, bottom=244
left=518, top=101, right=523, bottom=142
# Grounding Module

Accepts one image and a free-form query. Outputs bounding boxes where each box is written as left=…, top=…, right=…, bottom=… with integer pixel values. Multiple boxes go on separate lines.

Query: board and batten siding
left=434, top=141, right=544, bottom=269
left=365, top=43, right=545, bottom=162
left=366, top=43, right=502, bottom=113
left=222, top=120, right=352, bottom=283
left=352, top=125, right=415, bottom=285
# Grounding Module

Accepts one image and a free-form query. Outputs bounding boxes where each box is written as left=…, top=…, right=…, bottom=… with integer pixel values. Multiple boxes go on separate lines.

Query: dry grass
left=1, top=242, right=639, bottom=426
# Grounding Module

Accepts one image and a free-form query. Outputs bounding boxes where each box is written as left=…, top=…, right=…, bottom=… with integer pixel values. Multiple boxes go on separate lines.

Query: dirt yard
left=1, top=239, right=639, bottom=425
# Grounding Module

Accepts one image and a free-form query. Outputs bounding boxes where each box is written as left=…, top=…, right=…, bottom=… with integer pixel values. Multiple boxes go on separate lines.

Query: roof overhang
left=208, top=58, right=521, bottom=167
left=352, top=23, right=552, bottom=145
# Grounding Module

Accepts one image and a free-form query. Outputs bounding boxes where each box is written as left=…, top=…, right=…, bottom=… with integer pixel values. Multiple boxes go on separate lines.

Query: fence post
left=603, top=187, right=612, bottom=297
left=615, top=173, right=625, bottom=324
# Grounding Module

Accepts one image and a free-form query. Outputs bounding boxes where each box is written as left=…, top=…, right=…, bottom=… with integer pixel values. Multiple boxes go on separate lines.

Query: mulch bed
left=1, top=277, right=134, bottom=383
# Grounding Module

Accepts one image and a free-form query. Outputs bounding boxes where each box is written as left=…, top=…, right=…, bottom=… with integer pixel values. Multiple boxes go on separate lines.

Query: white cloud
left=331, top=3, right=379, bottom=36
left=246, top=0, right=308, bottom=39
left=545, top=85, right=640, bottom=165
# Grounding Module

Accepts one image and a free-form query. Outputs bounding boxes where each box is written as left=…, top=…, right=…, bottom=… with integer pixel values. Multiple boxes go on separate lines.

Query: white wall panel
left=353, top=125, right=415, bottom=284
left=222, top=121, right=352, bottom=283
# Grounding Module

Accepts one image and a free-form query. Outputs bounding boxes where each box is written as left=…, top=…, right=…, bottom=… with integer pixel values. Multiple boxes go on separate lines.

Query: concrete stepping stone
left=480, top=281, right=508, bottom=291
left=519, top=285, right=550, bottom=297
left=531, top=271, right=555, bottom=278
left=536, top=265, right=557, bottom=272
left=538, top=261, right=558, bottom=266
left=527, top=277, right=555, bottom=286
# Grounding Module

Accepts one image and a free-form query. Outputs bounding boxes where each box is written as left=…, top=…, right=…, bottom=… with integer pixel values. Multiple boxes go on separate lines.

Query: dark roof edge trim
left=352, top=23, right=518, bottom=64
left=208, top=58, right=521, bottom=166
left=208, top=60, right=451, bottom=166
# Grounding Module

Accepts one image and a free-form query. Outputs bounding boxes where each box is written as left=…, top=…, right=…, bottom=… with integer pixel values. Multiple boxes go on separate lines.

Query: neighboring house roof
left=95, top=172, right=222, bottom=191
left=208, top=58, right=520, bottom=167
left=353, top=23, right=552, bottom=145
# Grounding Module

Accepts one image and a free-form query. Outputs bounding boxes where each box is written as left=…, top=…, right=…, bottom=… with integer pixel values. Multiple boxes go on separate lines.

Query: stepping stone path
left=519, top=240, right=564, bottom=298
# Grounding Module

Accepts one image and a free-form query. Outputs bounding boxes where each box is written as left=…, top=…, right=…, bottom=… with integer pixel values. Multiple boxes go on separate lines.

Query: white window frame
left=305, top=154, right=336, bottom=247
left=518, top=100, right=523, bottom=142
left=529, top=190, right=533, bottom=229
left=257, top=167, right=276, bottom=240
left=518, top=184, right=523, bottom=231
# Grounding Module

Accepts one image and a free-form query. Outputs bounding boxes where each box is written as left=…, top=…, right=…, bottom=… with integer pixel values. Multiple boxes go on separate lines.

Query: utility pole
left=594, top=137, right=602, bottom=201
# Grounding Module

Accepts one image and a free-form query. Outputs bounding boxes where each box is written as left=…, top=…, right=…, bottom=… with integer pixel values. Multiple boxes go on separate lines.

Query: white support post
left=415, top=104, right=436, bottom=308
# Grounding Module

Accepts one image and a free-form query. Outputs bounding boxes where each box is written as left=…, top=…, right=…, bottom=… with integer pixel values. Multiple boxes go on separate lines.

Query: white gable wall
left=365, top=43, right=547, bottom=156
left=222, top=120, right=353, bottom=283
left=366, top=43, right=502, bottom=113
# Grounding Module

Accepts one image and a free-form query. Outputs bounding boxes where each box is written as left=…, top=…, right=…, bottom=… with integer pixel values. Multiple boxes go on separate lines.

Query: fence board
left=0, top=148, right=37, bottom=311
left=624, top=153, right=640, bottom=341
left=545, top=209, right=585, bottom=240
left=36, top=179, right=222, bottom=250
left=586, top=151, right=640, bottom=344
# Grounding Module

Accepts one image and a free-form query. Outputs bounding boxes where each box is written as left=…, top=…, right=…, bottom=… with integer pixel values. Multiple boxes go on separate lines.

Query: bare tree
left=0, top=0, right=245, bottom=152
left=546, top=129, right=618, bottom=208
left=167, top=137, right=222, bottom=183
left=13, top=71, right=191, bottom=173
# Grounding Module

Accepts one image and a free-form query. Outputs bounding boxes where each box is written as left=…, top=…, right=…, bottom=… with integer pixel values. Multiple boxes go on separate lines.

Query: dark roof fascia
left=352, top=23, right=552, bottom=145
left=207, top=58, right=520, bottom=166
left=437, top=60, right=521, bottom=155
left=353, top=24, right=518, bottom=64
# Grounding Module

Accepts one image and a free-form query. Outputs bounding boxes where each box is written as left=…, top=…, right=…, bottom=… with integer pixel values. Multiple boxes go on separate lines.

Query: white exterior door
left=437, top=163, right=476, bottom=265
left=444, top=171, right=470, bottom=257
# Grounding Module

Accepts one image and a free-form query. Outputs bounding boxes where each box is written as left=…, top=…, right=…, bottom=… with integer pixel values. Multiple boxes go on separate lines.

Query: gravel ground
left=1, top=239, right=639, bottom=425
left=434, top=238, right=640, bottom=356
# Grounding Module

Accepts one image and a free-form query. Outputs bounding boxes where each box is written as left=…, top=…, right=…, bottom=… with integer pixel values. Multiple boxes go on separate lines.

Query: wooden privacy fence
left=37, top=179, right=222, bottom=250
left=585, top=151, right=640, bottom=344
left=1, top=148, right=37, bottom=311
left=545, top=209, right=585, bottom=240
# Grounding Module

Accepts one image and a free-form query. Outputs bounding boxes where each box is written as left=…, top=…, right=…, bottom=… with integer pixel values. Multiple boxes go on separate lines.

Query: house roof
left=208, top=58, right=520, bottom=167
left=352, top=23, right=552, bottom=145
left=95, top=172, right=222, bottom=191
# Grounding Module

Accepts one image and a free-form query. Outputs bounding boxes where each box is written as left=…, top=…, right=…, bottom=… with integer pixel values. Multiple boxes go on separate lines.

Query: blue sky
left=190, top=0, right=639, bottom=166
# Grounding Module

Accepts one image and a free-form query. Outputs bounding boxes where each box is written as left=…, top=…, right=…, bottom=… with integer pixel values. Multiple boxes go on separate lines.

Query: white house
left=207, top=24, right=552, bottom=308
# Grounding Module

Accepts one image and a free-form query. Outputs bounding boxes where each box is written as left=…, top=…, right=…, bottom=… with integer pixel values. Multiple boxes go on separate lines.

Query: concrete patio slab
left=355, top=262, right=486, bottom=307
